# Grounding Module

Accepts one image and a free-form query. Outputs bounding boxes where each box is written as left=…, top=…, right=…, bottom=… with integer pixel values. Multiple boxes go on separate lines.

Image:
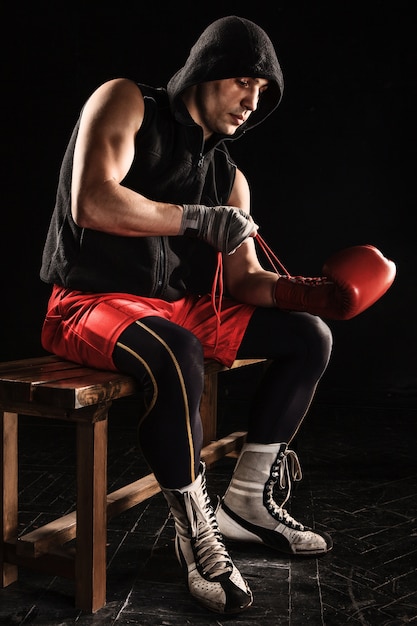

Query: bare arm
left=223, top=169, right=278, bottom=307
left=71, top=78, right=183, bottom=236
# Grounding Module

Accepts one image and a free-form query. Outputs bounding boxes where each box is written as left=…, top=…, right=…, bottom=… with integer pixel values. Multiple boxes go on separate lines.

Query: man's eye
left=238, top=79, right=249, bottom=87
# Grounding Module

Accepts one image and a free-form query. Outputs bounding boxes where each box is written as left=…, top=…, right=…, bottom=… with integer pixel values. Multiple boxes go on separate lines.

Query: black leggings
left=112, top=308, right=332, bottom=489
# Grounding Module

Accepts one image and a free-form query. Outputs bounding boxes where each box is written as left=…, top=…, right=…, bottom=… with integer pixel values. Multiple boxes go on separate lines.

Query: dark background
left=3, top=1, right=416, bottom=399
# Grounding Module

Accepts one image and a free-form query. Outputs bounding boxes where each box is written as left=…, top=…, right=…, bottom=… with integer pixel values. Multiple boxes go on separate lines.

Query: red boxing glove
left=274, top=245, right=396, bottom=320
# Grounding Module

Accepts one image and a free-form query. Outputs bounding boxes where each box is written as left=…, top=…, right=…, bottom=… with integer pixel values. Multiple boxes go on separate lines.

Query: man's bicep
left=73, top=79, right=144, bottom=187
left=71, top=81, right=144, bottom=227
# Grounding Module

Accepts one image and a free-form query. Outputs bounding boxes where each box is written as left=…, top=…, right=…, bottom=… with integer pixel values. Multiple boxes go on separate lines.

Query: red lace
left=211, top=252, right=224, bottom=351
left=210, top=234, right=292, bottom=353
left=254, top=234, right=291, bottom=277
left=255, top=234, right=328, bottom=285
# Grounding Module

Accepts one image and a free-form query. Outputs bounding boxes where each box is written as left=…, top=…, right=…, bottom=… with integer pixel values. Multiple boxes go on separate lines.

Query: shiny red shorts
left=41, top=285, right=256, bottom=371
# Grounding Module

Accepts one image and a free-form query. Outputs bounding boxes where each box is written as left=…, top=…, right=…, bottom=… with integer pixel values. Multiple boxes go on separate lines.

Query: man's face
left=190, top=77, right=269, bottom=139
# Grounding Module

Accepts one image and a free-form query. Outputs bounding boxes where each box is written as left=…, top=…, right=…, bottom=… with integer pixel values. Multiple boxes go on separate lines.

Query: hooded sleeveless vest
left=40, top=16, right=283, bottom=299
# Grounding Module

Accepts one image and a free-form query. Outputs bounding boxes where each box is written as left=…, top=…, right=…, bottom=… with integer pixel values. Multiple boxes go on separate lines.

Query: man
left=40, top=16, right=394, bottom=615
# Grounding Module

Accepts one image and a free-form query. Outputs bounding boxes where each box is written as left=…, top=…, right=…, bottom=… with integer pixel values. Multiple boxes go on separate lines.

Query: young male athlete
left=40, top=16, right=395, bottom=614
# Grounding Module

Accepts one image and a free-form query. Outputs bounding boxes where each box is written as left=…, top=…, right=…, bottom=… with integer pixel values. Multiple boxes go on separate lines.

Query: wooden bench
left=0, top=354, right=266, bottom=612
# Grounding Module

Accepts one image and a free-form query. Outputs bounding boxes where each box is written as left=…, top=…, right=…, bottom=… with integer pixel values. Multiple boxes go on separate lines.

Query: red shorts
left=41, top=285, right=256, bottom=370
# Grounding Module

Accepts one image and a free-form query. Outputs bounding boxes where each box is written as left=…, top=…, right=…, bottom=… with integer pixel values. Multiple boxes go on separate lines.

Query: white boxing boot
left=216, top=443, right=333, bottom=556
left=161, top=462, right=253, bottom=614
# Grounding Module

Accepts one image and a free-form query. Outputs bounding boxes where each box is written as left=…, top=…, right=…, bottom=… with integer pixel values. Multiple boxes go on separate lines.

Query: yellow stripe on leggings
left=117, top=319, right=196, bottom=482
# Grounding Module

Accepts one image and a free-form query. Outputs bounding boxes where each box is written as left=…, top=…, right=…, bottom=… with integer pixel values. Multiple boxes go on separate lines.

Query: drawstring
left=209, top=235, right=290, bottom=353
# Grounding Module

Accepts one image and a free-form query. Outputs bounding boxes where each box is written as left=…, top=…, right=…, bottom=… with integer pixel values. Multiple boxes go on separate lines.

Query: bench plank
left=0, top=360, right=138, bottom=409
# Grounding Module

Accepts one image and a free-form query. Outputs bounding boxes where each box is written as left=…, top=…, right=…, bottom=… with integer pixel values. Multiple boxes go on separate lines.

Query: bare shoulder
left=92, top=77, right=143, bottom=101
left=228, top=167, right=251, bottom=212
left=81, top=78, right=145, bottom=131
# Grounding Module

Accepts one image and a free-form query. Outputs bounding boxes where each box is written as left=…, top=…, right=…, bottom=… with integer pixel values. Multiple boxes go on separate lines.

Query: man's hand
left=180, top=204, right=257, bottom=254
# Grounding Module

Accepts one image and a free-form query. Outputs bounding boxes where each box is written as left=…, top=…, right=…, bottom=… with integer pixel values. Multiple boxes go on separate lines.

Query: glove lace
left=255, top=234, right=291, bottom=276
left=255, top=234, right=333, bottom=295
left=284, top=275, right=330, bottom=286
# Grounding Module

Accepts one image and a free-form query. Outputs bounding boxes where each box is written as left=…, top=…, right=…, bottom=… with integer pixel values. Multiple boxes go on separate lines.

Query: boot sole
left=217, top=504, right=333, bottom=556
left=175, top=535, right=253, bottom=614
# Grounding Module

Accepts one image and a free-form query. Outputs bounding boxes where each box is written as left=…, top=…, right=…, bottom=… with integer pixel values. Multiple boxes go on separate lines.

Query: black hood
left=167, top=16, right=284, bottom=132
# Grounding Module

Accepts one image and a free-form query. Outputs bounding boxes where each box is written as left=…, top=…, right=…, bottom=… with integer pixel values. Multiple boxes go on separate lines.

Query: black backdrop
left=3, top=1, right=416, bottom=398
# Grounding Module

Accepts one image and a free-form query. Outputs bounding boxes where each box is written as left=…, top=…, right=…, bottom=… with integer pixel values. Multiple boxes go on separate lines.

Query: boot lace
left=183, top=473, right=233, bottom=579
left=264, top=447, right=304, bottom=530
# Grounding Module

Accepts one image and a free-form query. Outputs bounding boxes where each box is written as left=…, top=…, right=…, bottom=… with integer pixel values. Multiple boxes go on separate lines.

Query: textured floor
left=1, top=368, right=416, bottom=625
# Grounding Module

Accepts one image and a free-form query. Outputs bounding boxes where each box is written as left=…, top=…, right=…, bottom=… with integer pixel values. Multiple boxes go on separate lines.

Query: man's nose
left=242, top=88, right=260, bottom=112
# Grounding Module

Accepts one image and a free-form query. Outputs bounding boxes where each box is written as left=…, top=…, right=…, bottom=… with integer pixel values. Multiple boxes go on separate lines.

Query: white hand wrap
left=180, top=204, right=255, bottom=254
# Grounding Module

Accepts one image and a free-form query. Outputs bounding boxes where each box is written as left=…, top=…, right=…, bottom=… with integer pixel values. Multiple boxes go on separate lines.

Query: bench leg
left=75, top=416, right=108, bottom=612
left=201, top=371, right=218, bottom=446
left=1, top=411, right=18, bottom=587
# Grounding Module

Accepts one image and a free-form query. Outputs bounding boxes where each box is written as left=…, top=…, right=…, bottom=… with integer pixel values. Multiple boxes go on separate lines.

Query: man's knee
left=139, top=318, right=204, bottom=376
left=300, top=313, right=333, bottom=370
left=310, top=314, right=333, bottom=351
